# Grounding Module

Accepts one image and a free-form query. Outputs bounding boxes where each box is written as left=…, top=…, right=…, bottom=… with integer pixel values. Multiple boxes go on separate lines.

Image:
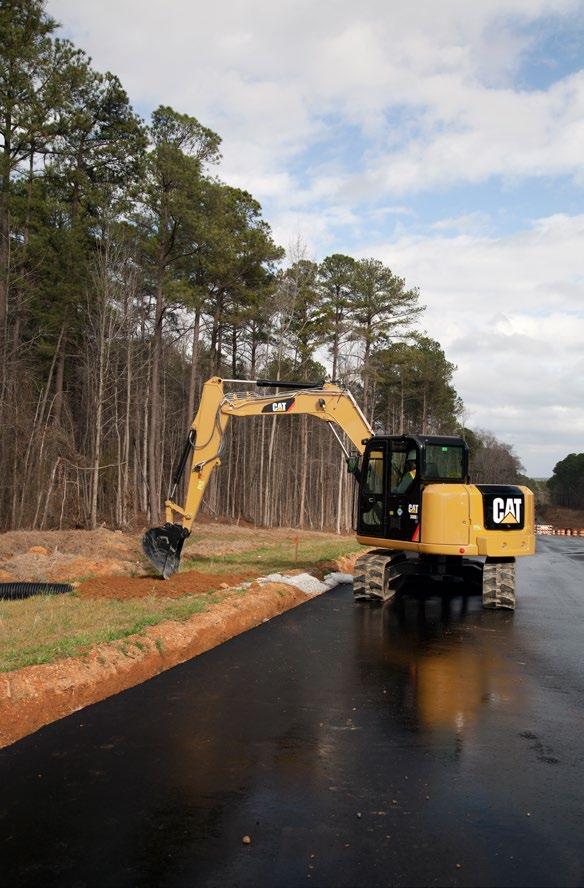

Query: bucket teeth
left=142, top=523, right=190, bottom=579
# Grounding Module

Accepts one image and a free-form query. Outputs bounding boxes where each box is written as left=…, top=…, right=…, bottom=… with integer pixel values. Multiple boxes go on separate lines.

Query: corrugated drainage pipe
left=0, top=582, right=72, bottom=601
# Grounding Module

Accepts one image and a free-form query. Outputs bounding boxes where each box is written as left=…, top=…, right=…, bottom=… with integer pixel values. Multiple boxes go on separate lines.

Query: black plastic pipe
left=0, top=582, right=72, bottom=601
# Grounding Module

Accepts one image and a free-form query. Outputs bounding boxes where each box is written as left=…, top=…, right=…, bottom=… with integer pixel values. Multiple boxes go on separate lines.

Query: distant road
left=1, top=536, right=584, bottom=887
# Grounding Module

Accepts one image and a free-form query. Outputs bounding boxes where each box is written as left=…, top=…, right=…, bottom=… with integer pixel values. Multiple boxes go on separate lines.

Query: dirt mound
left=0, top=524, right=358, bottom=585
left=1, top=552, right=141, bottom=583
left=0, top=527, right=140, bottom=560
left=77, top=568, right=257, bottom=599
left=0, top=528, right=144, bottom=582
left=334, top=551, right=361, bottom=574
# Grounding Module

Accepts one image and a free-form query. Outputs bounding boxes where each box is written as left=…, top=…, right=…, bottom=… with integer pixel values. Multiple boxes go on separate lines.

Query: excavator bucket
left=142, top=522, right=190, bottom=579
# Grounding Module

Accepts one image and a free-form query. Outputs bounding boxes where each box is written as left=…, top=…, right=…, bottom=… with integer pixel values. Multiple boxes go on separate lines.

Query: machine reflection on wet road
left=1, top=536, right=583, bottom=887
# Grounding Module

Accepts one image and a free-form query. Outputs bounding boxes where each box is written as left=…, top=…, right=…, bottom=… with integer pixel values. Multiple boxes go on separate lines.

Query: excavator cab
left=356, top=436, right=469, bottom=542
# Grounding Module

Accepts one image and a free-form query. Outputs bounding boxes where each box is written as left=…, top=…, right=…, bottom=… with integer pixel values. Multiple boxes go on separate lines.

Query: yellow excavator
left=143, top=377, right=535, bottom=609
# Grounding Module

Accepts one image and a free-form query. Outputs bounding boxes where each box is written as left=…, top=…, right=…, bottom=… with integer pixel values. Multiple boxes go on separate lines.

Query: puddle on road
left=352, top=587, right=525, bottom=752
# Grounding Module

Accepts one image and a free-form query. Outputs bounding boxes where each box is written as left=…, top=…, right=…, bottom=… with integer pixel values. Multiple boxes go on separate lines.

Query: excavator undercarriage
left=352, top=550, right=517, bottom=609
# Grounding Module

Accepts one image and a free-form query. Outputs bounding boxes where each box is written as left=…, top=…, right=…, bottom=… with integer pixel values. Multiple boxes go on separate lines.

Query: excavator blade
left=142, top=522, right=190, bottom=579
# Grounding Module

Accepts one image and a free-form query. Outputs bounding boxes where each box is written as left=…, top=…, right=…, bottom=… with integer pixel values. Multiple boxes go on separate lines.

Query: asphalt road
left=1, top=535, right=584, bottom=888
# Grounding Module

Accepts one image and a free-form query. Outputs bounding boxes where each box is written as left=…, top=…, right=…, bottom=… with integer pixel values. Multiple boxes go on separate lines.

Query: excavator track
left=353, top=551, right=517, bottom=610
left=353, top=550, right=408, bottom=602
left=482, top=557, right=516, bottom=610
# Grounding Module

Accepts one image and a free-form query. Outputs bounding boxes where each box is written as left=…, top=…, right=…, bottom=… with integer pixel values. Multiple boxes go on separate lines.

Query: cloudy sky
left=48, top=0, right=584, bottom=476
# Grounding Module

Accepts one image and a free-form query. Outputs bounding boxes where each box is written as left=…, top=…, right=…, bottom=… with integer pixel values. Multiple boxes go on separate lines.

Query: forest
left=0, top=0, right=526, bottom=533
left=548, top=454, right=584, bottom=510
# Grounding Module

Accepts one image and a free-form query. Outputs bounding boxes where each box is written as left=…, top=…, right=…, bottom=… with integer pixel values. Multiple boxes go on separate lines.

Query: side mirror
left=346, top=454, right=361, bottom=477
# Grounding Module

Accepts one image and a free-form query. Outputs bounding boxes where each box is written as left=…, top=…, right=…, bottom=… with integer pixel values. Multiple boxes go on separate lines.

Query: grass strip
left=181, top=537, right=360, bottom=575
left=0, top=536, right=359, bottom=672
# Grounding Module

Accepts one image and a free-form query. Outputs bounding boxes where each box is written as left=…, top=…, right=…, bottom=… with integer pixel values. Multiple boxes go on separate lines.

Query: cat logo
left=492, top=497, right=522, bottom=525
left=261, top=397, right=295, bottom=414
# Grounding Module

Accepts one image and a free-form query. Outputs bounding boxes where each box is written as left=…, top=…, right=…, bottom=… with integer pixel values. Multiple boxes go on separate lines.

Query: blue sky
left=49, top=0, right=584, bottom=477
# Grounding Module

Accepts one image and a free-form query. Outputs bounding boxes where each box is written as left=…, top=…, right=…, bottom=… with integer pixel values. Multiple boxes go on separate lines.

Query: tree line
left=548, top=454, right=584, bottom=511
left=0, top=0, right=525, bottom=533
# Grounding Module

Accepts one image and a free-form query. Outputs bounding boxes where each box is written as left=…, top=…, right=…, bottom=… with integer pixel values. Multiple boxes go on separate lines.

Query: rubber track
left=482, top=558, right=516, bottom=610
left=0, top=582, right=72, bottom=601
left=353, top=550, right=407, bottom=602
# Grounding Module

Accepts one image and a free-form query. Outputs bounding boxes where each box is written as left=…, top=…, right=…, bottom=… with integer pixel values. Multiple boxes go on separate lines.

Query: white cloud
left=370, top=71, right=584, bottom=195
left=367, top=213, right=584, bottom=475
left=48, top=0, right=584, bottom=204
left=430, top=212, right=492, bottom=234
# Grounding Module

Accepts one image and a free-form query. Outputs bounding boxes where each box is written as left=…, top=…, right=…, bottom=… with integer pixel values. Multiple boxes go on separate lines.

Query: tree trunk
left=0, top=134, right=12, bottom=345
left=186, top=309, right=201, bottom=430
left=121, top=300, right=133, bottom=525
left=90, top=332, right=106, bottom=530
left=298, top=415, right=308, bottom=526
left=336, top=455, right=344, bottom=534
left=231, top=325, right=237, bottom=377
left=148, top=278, right=164, bottom=522
left=53, top=347, right=66, bottom=428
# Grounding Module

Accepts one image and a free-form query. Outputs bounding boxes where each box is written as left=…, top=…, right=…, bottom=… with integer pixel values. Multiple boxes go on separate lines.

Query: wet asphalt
left=1, top=535, right=584, bottom=888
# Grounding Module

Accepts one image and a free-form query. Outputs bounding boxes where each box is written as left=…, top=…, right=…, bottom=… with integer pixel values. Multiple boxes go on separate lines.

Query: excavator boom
left=143, top=376, right=373, bottom=578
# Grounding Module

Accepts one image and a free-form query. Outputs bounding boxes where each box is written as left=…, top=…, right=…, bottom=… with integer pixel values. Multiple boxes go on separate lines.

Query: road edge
left=0, top=569, right=354, bottom=750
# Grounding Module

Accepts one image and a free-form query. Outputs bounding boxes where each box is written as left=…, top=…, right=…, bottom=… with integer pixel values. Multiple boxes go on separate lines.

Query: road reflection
left=353, top=586, right=523, bottom=748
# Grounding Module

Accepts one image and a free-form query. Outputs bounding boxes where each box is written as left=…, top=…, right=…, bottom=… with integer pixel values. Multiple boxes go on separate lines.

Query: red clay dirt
left=76, top=569, right=257, bottom=599
left=0, top=580, right=322, bottom=749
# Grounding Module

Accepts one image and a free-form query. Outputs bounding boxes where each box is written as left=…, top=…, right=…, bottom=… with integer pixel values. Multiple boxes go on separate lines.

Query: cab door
left=357, top=441, right=387, bottom=537
left=386, top=440, right=422, bottom=542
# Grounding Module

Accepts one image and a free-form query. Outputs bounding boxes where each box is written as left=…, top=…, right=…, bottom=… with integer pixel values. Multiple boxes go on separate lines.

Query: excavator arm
left=143, top=376, right=373, bottom=578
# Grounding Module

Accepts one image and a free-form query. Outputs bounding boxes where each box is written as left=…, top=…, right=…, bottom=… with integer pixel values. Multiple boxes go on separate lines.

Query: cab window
left=390, top=448, right=407, bottom=493
left=364, top=449, right=384, bottom=494
left=424, top=444, right=464, bottom=480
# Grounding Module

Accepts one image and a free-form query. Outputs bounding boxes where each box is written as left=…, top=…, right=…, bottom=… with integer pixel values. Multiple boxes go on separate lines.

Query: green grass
left=181, top=537, right=360, bottom=576
left=0, top=592, right=214, bottom=672
left=0, top=535, right=360, bottom=673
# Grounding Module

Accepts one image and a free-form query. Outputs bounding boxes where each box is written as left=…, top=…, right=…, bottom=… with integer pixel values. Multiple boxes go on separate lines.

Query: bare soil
left=0, top=527, right=142, bottom=582
left=76, top=569, right=257, bottom=599
left=0, top=522, right=353, bottom=583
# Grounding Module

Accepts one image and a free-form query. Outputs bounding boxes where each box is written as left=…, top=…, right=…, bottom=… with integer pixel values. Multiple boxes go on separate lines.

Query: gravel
left=257, top=571, right=353, bottom=596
